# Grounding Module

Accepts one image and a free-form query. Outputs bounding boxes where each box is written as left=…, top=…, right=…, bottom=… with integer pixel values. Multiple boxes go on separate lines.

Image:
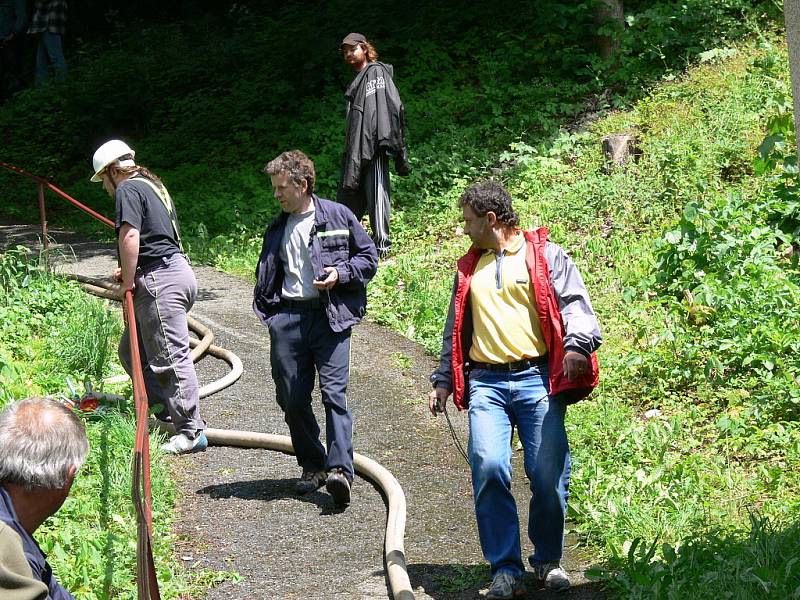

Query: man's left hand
left=313, top=267, right=339, bottom=290
left=563, top=351, right=589, bottom=382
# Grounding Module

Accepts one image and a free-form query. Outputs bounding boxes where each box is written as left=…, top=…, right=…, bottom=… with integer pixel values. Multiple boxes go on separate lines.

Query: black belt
left=280, top=297, right=324, bottom=311
left=469, top=356, right=547, bottom=372
left=136, top=253, right=181, bottom=275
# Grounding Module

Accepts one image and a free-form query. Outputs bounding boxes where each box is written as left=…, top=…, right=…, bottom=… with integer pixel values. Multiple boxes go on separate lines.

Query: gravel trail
left=0, top=220, right=606, bottom=599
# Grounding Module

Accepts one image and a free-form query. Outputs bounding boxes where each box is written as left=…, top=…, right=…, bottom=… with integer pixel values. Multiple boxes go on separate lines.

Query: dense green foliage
left=1, top=0, right=798, bottom=597
left=0, top=250, right=232, bottom=598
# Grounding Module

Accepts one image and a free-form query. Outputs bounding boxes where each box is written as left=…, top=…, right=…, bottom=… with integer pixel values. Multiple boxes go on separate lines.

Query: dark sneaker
left=486, top=571, right=526, bottom=599
left=531, top=560, right=570, bottom=592
left=325, top=469, right=351, bottom=505
left=295, top=469, right=327, bottom=495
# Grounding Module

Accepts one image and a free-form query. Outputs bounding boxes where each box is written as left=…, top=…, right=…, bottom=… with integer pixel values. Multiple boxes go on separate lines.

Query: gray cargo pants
left=118, top=253, right=205, bottom=438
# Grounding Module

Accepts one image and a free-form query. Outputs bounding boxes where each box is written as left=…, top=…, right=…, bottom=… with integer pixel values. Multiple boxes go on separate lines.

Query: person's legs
left=310, top=313, right=353, bottom=480
left=40, top=32, right=66, bottom=80
left=34, top=35, right=48, bottom=83
left=511, top=365, right=570, bottom=565
left=134, top=255, right=204, bottom=438
left=118, top=320, right=170, bottom=421
left=468, top=369, right=525, bottom=578
left=363, top=152, right=391, bottom=257
left=269, top=308, right=326, bottom=472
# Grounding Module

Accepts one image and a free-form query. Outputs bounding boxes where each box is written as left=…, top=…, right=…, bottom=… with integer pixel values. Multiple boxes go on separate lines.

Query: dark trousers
left=268, top=305, right=354, bottom=480
left=0, top=37, right=23, bottom=101
left=338, top=152, right=391, bottom=257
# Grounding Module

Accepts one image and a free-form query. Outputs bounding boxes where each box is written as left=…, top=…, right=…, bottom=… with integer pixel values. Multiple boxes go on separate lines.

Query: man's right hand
left=428, top=387, right=450, bottom=416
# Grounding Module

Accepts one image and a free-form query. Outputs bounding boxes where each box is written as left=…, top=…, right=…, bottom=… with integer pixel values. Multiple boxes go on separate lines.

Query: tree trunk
left=785, top=0, right=800, bottom=157
left=595, top=0, right=624, bottom=60
left=602, top=132, right=640, bottom=169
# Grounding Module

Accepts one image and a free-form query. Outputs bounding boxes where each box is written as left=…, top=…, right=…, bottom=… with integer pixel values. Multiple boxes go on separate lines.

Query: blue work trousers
left=268, top=305, right=354, bottom=480
left=467, top=363, right=570, bottom=577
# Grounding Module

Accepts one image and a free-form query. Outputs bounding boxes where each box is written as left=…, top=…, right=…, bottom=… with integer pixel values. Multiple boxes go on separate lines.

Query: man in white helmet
left=91, top=139, right=207, bottom=455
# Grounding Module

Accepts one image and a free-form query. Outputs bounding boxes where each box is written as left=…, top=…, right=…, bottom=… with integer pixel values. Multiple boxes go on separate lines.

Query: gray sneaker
left=531, top=561, right=570, bottom=592
left=295, top=469, right=326, bottom=495
left=486, top=571, right=525, bottom=599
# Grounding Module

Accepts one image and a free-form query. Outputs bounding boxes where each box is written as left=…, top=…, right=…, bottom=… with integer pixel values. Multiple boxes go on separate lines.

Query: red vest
left=450, top=228, right=599, bottom=409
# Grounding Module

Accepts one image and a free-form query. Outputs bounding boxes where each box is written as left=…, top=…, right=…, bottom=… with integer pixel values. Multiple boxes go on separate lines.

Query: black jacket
left=340, top=61, right=409, bottom=192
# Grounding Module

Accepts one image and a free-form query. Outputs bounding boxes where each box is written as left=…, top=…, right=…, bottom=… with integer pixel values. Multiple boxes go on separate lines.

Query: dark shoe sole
left=326, top=475, right=351, bottom=505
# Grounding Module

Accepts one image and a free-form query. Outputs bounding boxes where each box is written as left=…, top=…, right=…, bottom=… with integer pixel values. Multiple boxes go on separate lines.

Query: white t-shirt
left=280, top=207, right=320, bottom=299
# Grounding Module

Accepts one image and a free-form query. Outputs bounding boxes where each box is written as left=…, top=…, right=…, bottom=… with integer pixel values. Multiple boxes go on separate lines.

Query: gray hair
left=0, top=398, right=90, bottom=490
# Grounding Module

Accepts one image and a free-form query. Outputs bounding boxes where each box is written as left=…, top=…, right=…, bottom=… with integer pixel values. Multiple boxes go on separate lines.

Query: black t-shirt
left=115, top=178, right=181, bottom=267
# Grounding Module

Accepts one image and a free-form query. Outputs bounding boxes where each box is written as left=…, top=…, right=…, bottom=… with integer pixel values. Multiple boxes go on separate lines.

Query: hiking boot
left=295, top=469, right=327, bottom=495
left=325, top=468, right=351, bottom=505
left=161, top=431, right=208, bottom=455
left=531, top=561, right=570, bottom=592
left=486, top=571, right=525, bottom=599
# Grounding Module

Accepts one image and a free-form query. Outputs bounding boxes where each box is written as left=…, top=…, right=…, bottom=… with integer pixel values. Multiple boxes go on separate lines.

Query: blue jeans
left=35, top=32, right=67, bottom=83
left=467, top=364, right=570, bottom=576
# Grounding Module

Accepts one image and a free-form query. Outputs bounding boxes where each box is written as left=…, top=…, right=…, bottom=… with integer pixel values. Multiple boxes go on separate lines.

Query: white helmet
left=90, top=139, right=136, bottom=182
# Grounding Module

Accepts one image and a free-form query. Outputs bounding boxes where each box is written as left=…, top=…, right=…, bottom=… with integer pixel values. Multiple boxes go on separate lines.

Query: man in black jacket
left=337, top=32, right=410, bottom=259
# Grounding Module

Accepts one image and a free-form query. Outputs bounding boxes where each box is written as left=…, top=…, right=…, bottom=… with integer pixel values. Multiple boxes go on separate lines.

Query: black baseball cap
left=340, top=32, right=367, bottom=48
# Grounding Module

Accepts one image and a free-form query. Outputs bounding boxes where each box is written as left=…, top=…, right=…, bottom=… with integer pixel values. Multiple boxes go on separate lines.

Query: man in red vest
left=428, top=180, right=601, bottom=598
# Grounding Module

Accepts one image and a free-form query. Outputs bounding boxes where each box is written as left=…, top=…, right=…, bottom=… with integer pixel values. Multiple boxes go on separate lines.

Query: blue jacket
left=253, top=195, right=378, bottom=332
left=0, top=485, right=75, bottom=600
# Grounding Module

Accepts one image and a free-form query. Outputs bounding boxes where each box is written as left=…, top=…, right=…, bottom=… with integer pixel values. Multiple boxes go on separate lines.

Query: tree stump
left=602, top=133, right=640, bottom=168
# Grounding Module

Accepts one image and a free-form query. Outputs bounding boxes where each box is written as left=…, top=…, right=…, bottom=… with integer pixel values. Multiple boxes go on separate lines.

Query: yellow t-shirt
left=469, top=234, right=547, bottom=363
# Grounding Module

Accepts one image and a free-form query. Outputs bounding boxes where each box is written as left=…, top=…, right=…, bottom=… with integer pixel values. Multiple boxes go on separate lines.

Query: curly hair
left=363, top=41, right=378, bottom=62
left=459, top=180, right=519, bottom=227
left=263, top=150, right=316, bottom=194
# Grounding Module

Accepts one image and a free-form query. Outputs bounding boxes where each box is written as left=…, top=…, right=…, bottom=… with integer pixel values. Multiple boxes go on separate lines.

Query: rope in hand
left=435, top=398, right=470, bottom=466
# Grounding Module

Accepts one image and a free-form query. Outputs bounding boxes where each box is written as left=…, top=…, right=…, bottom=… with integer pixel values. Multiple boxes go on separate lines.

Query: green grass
left=0, top=248, right=235, bottom=598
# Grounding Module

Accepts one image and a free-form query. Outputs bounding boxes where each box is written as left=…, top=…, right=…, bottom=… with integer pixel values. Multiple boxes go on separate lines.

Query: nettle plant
left=633, top=108, right=800, bottom=421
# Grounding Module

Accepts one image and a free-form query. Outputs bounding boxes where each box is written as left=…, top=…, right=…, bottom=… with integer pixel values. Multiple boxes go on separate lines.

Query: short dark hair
left=459, top=180, right=519, bottom=227
left=263, top=150, right=316, bottom=194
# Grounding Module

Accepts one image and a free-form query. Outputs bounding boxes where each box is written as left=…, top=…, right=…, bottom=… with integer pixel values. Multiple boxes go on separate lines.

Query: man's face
left=342, top=43, right=368, bottom=70
left=270, top=171, right=308, bottom=214
left=462, top=205, right=492, bottom=248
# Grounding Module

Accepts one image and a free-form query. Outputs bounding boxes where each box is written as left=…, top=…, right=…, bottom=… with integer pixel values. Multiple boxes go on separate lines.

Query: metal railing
left=0, top=161, right=161, bottom=600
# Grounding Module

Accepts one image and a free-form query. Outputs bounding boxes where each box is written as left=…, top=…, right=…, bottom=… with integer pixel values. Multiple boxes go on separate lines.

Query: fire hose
left=73, top=272, right=416, bottom=599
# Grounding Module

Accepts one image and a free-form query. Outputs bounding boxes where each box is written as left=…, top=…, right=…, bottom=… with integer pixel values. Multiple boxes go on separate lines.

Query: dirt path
left=0, top=220, right=606, bottom=599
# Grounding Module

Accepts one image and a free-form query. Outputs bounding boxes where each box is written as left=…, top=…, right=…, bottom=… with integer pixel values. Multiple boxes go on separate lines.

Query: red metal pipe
left=0, top=162, right=115, bottom=229
left=37, top=182, right=48, bottom=254
left=1, top=162, right=161, bottom=599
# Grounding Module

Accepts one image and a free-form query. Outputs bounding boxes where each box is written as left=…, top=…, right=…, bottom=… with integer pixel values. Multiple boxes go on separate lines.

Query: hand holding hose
left=428, top=387, right=449, bottom=416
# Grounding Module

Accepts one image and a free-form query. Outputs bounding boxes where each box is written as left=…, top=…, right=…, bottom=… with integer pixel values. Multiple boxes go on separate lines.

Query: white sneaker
left=160, top=432, right=208, bottom=455
left=532, top=561, right=570, bottom=592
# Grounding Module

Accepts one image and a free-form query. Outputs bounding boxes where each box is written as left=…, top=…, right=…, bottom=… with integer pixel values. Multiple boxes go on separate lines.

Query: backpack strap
left=131, top=177, right=185, bottom=253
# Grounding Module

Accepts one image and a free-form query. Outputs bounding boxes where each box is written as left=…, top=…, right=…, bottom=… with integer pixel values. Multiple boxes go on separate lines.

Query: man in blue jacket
left=254, top=150, right=378, bottom=506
